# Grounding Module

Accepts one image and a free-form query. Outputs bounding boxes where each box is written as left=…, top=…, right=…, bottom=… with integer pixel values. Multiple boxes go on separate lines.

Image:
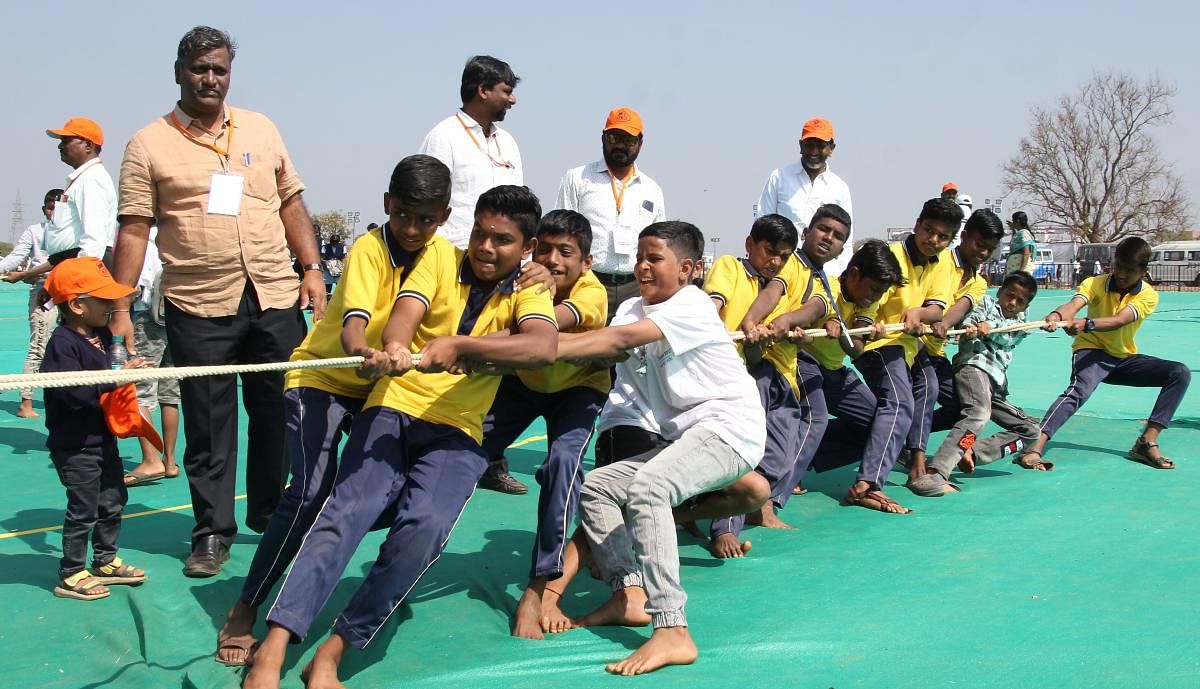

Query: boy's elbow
left=527, top=338, right=557, bottom=368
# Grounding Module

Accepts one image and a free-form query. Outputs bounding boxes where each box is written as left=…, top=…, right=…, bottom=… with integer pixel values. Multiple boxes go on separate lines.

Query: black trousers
left=165, top=282, right=306, bottom=549
left=51, top=440, right=125, bottom=578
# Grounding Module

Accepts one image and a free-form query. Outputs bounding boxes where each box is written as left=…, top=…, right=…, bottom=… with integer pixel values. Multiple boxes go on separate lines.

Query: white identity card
left=612, top=222, right=637, bottom=255
left=207, top=173, right=244, bottom=216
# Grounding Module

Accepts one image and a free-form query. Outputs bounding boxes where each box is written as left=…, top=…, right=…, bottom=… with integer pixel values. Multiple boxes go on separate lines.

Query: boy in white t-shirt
left=556, top=221, right=766, bottom=676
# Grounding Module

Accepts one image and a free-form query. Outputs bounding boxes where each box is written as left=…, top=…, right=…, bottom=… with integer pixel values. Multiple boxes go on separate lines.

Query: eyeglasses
left=603, top=131, right=639, bottom=147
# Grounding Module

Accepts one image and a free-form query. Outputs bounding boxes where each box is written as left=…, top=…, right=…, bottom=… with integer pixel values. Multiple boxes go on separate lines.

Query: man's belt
left=593, top=271, right=636, bottom=286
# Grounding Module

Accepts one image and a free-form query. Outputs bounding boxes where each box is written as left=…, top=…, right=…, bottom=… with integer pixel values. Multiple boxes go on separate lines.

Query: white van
left=1149, top=241, right=1200, bottom=286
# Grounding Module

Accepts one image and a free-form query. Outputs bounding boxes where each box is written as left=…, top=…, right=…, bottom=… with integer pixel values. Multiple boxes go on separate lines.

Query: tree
left=311, top=210, right=350, bottom=242
left=1001, top=72, right=1191, bottom=244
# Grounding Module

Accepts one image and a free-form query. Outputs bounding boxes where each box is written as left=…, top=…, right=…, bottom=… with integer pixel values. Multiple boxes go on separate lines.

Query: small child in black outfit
left=42, top=257, right=147, bottom=600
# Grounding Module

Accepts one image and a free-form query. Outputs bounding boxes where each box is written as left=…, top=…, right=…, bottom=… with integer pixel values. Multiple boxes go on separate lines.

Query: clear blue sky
left=4, top=0, right=1196, bottom=253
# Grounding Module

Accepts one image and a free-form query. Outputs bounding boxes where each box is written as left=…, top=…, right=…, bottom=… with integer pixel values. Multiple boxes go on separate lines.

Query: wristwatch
left=1083, top=318, right=1096, bottom=333
left=302, top=263, right=322, bottom=272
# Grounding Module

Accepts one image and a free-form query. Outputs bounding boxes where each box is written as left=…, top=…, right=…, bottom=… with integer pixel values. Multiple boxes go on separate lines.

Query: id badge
left=207, top=173, right=244, bottom=216
left=612, top=221, right=637, bottom=255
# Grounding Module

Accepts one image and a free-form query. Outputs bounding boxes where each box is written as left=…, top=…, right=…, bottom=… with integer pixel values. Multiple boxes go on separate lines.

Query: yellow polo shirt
left=864, top=238, right=954, bottom=365
left=516, top=270, right=611, bottom=394
left=1073, top=275, right=1159, bottom=358
left=802, top=276, right=881, bottom=371
left=921, top=248, right=988, bottom=359
left=365, top=248, right=558, bottom=443
left=705, top=254, right=803, bottom=394
left=286, top=228, right=452, bottom=398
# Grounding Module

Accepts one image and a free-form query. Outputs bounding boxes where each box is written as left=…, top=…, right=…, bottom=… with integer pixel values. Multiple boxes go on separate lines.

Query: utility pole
left=10, top=191, right=25, bottom=245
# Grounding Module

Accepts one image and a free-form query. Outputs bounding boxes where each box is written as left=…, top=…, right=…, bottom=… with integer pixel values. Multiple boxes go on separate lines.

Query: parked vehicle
left=1074, top=243, right=1117, bottom=282
left=1030, top=247, right=1055, bottom=282
left=1149, top=240, right=1200, bottom=286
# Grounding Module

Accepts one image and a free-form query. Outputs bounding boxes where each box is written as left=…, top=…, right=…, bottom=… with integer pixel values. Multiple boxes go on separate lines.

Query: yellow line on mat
left=0, top=434, right=549, bottom=540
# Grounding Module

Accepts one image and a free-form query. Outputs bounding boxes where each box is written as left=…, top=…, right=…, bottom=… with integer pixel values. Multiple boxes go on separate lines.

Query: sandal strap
left=63, top=570, right=101, bottom=588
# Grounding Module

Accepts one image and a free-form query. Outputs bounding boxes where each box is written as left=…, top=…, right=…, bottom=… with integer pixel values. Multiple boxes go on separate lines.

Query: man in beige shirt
left=110, top=26, right=326, bottom=577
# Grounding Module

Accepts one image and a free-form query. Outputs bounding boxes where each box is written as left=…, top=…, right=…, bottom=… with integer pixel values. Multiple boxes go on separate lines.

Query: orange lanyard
left=63, top=158, right=101, bottom=193
left=456, top=113, right=513, bottom=169
left=171, top=110, right=234, bottom=160
left=609, top=167, right=635, bottom=215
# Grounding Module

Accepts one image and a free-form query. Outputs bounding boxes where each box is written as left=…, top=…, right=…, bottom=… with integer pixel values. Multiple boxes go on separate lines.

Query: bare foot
left=745, top=504, right=794, bottom=530
left=605, top=626, right=698, bottom=676
left=298, top=633, right=348, bottom=689
left=215, top=600, right=258, bottom=665
left=709, top=533, right=752, bottom=559
left=242, top=627, right=289, bottom=689
left=16, top=400, right=39, bottom=418
left=124, top=456, right=167, bottom=484
left=576, top=587, right=652, bottom=627
left=540, top=588, right=575, bottom=634
left=957, top=446, right=976, bottom=474
left=513, top=586, right=546, bottom=640
left=791, top=483, right=808, bottom=496
left=164, top=457, right=180, bottom=478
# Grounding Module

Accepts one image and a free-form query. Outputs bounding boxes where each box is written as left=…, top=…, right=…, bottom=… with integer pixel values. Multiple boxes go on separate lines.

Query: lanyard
left=171, top=110, right=234, bottom=160
left=815, top=269, right=845, bottom=324
left=456, top=113, right=513, bottom=169
left=609, top=167, right=635, bottom=214
left=63, top=158, right=102, bottom=193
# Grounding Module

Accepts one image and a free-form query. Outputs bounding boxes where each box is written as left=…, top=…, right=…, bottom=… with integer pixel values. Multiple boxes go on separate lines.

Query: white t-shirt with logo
left=599, top=284, right=765, bottom=468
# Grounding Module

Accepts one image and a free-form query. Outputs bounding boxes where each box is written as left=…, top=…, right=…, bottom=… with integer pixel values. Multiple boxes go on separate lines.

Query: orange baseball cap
left=46, top=117, right=104, bottom=147
left=44, top=257, right=136, bottom=304
left=800, top=117, right=834, bottom=142
left=604, top=107, right=643, bottom=137
left=942, top=182, right=959, bottom=193
left=101, top=384, right=165, bottom=451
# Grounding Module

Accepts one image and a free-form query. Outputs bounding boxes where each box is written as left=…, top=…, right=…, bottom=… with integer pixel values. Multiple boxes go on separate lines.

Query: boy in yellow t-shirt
left=905, top=209, right=1002, bottom=496
left=1021, top=236, right=1190, bottom=470
left=478, top=210, right=611, bottom=639
left=245, top=186, right=559, bottom=689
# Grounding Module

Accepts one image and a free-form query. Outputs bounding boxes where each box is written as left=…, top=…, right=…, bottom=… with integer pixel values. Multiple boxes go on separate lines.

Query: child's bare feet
left=576, top=586, right=651, bottom=627
left=539, top=588, right=574, bottom=634
left=298, top=633, right=348, bottom=689
left=605, top=626, right=698, bottom=676
left=745, top=504, right=794, bottom=529
left=216, top=600, right=258, bottom=666
left=957, top=446, right=976, bottom=474
left=513, top=585, right=546, bottom=640
left=241, top=626, right=289, bottom=689
left=16, top=399, right=39, bottom=418
left=709, top=533, right=752, bottom=559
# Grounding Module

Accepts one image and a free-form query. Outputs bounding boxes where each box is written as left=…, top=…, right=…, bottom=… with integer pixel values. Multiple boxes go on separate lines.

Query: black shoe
left=245, top=513, right=270, bottom=535
left=477, top=468, right=528, bottom=495
left=183, top=536, right=230, bottom=578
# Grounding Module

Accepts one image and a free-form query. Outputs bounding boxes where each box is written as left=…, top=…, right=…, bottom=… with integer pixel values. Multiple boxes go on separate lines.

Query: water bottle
left=109, top=335, right=130, bottom=369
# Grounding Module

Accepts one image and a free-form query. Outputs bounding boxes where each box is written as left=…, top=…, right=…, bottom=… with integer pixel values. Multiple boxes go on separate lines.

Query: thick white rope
left=0, top=320, right=1052, bottom=392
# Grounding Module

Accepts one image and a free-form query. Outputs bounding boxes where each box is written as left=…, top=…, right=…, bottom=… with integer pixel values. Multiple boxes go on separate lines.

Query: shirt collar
left=67, top=158, right=102, bottom=182
left=904, top=234, right=939, bottom=266
left=793, top=163, right=831, bottom=180
left=738, top=257, right=771, bottom=288
left=952, top=247, right=977, bottom=278
left=794, top=249, right=818, bottom=272
left=1106, top=275, right=1144, bottom=295
left=589, top=160, right=641, bottom=183
left=380, top=224, right=419, bottom=271
left=172, top=103, right=233, bottom=134
left=458, top=254, right=520, bottom=294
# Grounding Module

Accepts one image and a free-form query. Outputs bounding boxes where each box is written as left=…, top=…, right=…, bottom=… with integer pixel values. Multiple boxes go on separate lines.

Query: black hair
left=366, top=222, right=379, bottom=230
left=917, top=197, right=965, bottom=228
left=388, top=154, right=452, bottom=207
left=1001, top=270, right=1038, bottom=298
left=177, top=26, right=236, bottom=62
left=538, top=209, right=592, bottom=255
left=1010, top=211, right=1029, bottom=230
left=963, top=208, right=1006, bottom=242
left=474, top=185, right=542, bottom=240
left=639, top=221, right=704, bottom=262
left=809, top=203, right=852, bottom=232
left=459, top=55, right=519, bottom=104
left=749, top=214, right=798, bottom=248
left=44, top=188, right=63, bottom=206
left=848, top=239, right=907, bottom=287
left=1114, top=236, right=1152, bottom=267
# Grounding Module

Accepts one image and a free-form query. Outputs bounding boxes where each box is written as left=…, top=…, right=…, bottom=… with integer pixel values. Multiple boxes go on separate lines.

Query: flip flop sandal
left=124, top=470, right=166, bottom=487
left=214, top=634, right=259, bottom=667
left=1013, top=451, right=1054, bottom=471
left=843, top=485, right=913, bottom=514
left=1127, top=440, right=1175, bottom=469
left=54, top=570, right=110, bottom=601
left=93, top=556, right=146, bottom=585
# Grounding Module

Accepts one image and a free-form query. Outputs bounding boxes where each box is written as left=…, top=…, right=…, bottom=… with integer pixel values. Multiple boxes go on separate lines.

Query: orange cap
left=46, top=117, right=104, bottom=147
left=942, top=182, right=959, bottom=193
left=101, top=384, right=165, bottom=451
left=800, top=117, right=834, bottom=142
left=44, top=257, right=136, bottom=305
left=603, top=107, right=643, bottom=137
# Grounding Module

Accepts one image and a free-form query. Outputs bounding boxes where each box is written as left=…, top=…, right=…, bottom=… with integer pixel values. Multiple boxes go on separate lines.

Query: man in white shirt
left=419, top=55, right=523, bottom=248
left=43, top=117, right=118, bottom=264
left=756, top=117, right=854, bottom=276
left=0, top=188, right=60, bottom=418
left=556, top=107, right=667, bottom=321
